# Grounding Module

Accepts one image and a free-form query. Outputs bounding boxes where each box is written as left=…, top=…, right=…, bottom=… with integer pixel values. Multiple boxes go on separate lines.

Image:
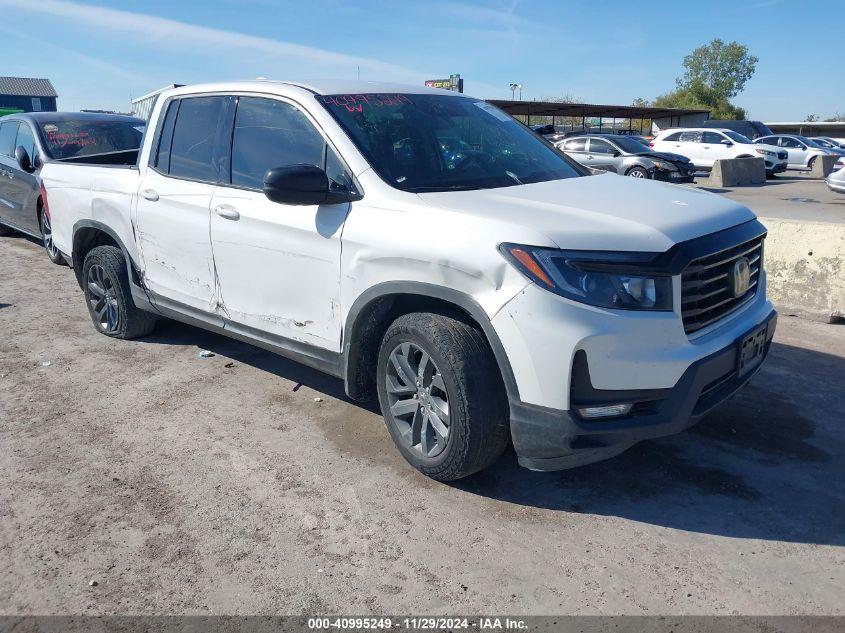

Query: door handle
left=214, top=205, right=240, bottom=221
left=141, top=189, right=159, bottom=202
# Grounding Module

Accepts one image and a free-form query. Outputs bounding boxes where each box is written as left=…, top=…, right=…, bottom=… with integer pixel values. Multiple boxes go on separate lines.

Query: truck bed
left=40, top=160, right=142, bottom=266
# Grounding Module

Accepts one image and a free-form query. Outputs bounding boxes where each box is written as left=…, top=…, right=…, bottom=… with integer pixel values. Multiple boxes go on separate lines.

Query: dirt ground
left=1, top=233, right=843, bottom=616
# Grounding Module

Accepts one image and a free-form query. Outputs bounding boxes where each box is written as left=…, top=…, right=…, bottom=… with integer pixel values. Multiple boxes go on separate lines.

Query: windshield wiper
left=410, top=184, right=483, bottom=192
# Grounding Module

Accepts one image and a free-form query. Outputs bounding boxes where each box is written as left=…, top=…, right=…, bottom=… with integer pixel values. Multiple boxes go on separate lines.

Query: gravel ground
left=1, top=232, right=843, bottom=616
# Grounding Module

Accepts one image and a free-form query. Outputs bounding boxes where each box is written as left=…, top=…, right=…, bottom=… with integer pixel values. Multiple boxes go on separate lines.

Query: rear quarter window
left=662, top=132, right=683, bottom=142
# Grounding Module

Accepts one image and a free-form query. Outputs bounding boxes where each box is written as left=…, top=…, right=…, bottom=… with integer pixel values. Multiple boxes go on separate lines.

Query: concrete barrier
left=809, top=154, right=839, bottom=178
left=704, top=157, right=766, bottom=187
left=763, top=217, right=845, bottom=322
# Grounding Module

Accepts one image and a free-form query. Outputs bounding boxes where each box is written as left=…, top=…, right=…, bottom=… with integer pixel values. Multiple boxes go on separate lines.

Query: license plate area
left=737, top=323, right=768, bottom=378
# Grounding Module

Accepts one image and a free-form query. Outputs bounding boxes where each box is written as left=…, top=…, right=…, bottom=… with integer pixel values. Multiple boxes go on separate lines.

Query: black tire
left=0, top=222, right=13, bottom=236
left=807, top=156, right=817, bottom=171
left=82, top=245, right=157, bottom=339
left=376, top=312, right=510, bottom=481
left=626, top=166, right=649, bottom=179
left=40, top=209, right=65, bottom=265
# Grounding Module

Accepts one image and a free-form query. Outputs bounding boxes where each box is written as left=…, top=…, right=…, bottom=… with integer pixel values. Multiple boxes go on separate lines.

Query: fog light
left=577, top=403, right=633, bottom=419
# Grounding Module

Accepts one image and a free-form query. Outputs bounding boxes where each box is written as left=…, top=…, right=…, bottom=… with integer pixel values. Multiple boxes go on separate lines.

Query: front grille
left=681, top=235, right=764, bottom=334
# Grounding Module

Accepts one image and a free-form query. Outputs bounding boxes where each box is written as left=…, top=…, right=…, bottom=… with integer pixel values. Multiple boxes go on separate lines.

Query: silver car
left=556, top=135, right=696, bottom=182
left=827, top=159, right=845, bottom=193
left=811, top=136, right=845, bottom=152
left=755, top=134, right=836, bottom=169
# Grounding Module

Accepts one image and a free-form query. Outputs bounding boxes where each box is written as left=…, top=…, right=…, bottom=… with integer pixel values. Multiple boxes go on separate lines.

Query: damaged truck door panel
left=40, top=81, right=777, bottom=482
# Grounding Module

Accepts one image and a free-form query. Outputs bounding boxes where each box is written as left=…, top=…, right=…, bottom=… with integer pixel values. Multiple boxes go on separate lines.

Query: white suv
left=40, top=81, right=777, bottom=481
left=755, top=134, right=834, bottom=170
left=651, top=128, right=787, bottom=175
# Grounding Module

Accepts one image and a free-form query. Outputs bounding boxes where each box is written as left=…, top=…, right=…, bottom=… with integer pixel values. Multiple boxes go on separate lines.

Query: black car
left=702, top=119, right=773, bottom=140
left=0, top=112, right=145, bottom=263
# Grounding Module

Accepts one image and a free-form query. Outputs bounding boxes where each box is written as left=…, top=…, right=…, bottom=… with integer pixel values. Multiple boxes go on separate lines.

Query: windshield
left=723, top=130, right=753, bottom=144
left=608, top=136, right=650, bottom=153
left=317, top=94, right=584, bottom=193
left=39, top=119, right=144, bottom=160
left=796, top=135, right=824, bottom=148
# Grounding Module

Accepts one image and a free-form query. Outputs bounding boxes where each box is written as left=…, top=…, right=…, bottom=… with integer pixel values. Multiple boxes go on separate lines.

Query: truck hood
left=416, top=172, right=757, bottom=252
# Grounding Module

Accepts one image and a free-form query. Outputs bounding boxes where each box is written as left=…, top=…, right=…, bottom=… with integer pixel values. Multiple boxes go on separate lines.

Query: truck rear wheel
left=376, top=312, right=510, bottom=481
left=82, top=245, right=157, bottom=339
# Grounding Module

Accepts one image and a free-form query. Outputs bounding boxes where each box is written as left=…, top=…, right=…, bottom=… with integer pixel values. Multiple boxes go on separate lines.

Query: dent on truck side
left=338, top=197, right=537, bottom=401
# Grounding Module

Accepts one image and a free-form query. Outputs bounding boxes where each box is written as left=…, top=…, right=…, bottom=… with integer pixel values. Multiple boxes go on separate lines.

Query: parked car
left=802, top=136, right=845, bottom=158
left=754, top=134, right=835, bottom=170
left=827, top=161, right=845, bottom=194
left=40, top=81, right=776, bottom=481
left=702, top=119, right=773, bottom=140
left=528, top=124, right=570, bottom=144
left=651, top=128, right=787, bottom=175
left=814, top=136, right=845, bottom=149
left=810, top=137, right=843, bottom=151
left=557, top=134, right=695, bottom=182
left=0, top=112, right=144, bottom=263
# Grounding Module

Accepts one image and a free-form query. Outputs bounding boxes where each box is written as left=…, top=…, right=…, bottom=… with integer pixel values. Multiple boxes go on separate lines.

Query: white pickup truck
left=40, top=80, right=776, bottom=481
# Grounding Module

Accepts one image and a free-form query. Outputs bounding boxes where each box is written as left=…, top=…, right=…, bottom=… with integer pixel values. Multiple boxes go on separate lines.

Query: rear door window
left=169, top=96, right=229, bottom=182
left=678, top=131, right=703, bottom=143
left=588, top=138, right=615, bottom=154
left=153, top=100, right=180, bottom=174
left=0, top=121, right=19, bottom=156
left=563, top=138, right=586, bottom=152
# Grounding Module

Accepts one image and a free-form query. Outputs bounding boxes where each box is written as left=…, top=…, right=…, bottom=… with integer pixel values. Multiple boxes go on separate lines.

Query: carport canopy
left=487, top=99, right=710, bottom=134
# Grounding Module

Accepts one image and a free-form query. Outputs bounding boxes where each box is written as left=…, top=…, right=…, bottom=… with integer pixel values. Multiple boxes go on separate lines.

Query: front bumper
left=766, top=161, right=787, bottom=174
left=653, top=167, right=695, bottom=183
left=510, top=309, right=777, bottom=471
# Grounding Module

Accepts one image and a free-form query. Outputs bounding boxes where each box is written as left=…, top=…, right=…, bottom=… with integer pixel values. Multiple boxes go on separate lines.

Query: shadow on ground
left=142, top=319, right=844, bottom=546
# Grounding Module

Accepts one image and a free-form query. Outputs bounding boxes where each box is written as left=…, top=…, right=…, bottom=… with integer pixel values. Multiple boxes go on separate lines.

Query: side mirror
left=720, top=140, right=733, bottom=146
left=15, top=146, right=33, bottom=173
left=611, top=150, right=621, bottom=157
left=263, top=164, right=350, bottom=206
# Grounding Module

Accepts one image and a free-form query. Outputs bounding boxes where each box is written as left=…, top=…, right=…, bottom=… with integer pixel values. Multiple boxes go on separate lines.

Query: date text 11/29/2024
left=307, top=617, right=529, bottom=630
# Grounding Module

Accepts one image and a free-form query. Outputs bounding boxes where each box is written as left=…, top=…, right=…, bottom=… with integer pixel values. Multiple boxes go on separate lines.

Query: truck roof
left=163, top=79, right=469, bottom=99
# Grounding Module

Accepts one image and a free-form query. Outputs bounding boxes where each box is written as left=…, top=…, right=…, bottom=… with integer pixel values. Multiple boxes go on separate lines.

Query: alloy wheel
left=385, top=341, right=451, bottom=458
left=42, top=213, right=59, bottom=260
left=86, top=264, right=120, bottom=333
left=629, top=168, right=647, bottom=178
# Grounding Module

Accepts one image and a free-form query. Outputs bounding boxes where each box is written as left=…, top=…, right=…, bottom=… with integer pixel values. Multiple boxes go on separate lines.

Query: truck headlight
left=500, top=244, right=673, bottom=311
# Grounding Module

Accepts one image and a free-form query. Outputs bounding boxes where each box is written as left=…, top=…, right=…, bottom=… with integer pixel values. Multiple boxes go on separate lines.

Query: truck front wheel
left=82, top=245, right=157, bottom=339
left=376, top=312, right=510, bottom=481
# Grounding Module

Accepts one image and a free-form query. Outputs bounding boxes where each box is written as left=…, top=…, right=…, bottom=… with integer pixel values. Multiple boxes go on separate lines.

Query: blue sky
left=1, top=0, right=841, bottom=121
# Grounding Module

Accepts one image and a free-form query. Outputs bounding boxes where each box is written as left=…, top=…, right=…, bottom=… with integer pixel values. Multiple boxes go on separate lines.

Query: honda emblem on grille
left=730, top=257, right=751, bottom=297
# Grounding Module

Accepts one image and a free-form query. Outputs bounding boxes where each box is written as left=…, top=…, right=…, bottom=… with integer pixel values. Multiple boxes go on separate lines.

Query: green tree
left=678, top=39, right=758, bottom=100
left=652, top=39, right=756, bottom=120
